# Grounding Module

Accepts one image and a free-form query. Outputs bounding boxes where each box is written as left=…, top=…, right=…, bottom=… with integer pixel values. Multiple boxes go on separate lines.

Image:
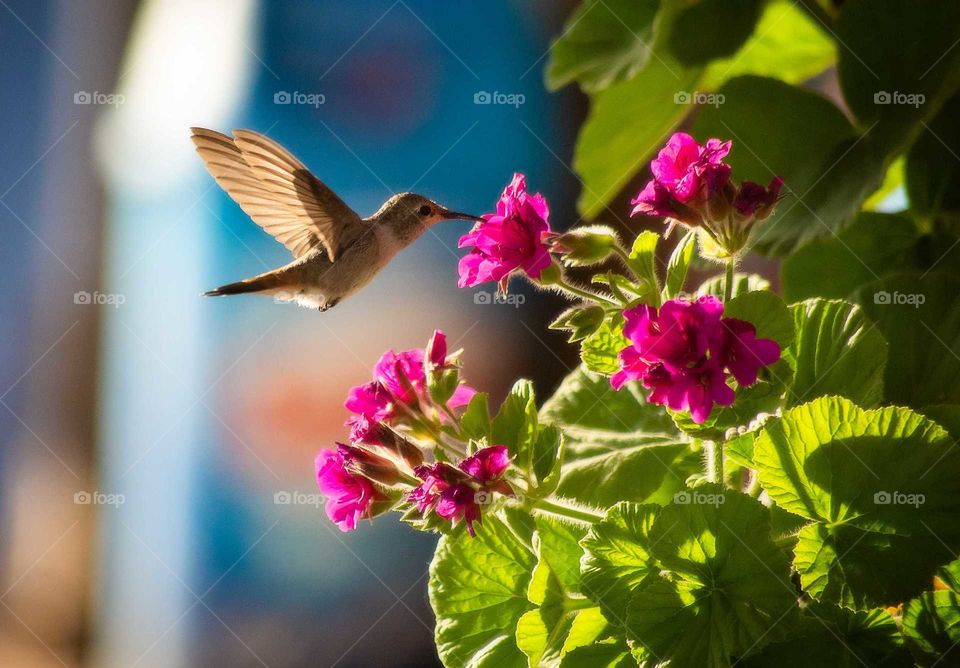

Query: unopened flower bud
left=549, top=304, right=606, bottom=342
left=534, top=259, right=563, bottom=286
left=338, top=442, right=400, bottom=485
left=547, top=225, right=620, bottom=267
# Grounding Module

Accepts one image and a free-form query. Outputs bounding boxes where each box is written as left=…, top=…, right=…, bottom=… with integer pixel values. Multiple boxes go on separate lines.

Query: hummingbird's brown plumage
left=190, top=128, right=479, bottom=310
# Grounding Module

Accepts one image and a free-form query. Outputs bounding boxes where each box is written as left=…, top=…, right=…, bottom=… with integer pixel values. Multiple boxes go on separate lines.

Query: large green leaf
left=579, top=503, right=660, bottom=626
left=739, top=604, right=912, bottom=667
left=430, top=511, right=536, bottom=667
left=856, top=272, right=960, bottom=408
left=666, top=0, right=763, bottom=66
left=906, top=94, right=960, bottom=225
left=625, top=486, right=798, bottom=666
left=781, top=212, right=919, bottom=302
left=836, top=0, right=960, bottom=146
left=579, top=319, right=629, bottom=376
left=516, top=519, right=606, bottom=667
left=753, top=397, right=960, bottom=608
left=786, top=299, right=887, bottom=408
left=575, top=54, right=702, bottom=219
left=902, top=558, right=960, bottom=665
left=540, top=367, right=693, bottom=507
left=692, top=75, right=859, bottom=254
left=546, top=0, right=660, bottom=93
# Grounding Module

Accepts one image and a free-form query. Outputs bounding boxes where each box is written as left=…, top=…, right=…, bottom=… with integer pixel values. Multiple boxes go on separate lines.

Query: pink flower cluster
left=344, top=330, right=476, bottom=440
left=409, top=445, right=512, bottom=537
left=315, top=447, right=382, bottom=532
left=630, top=133, right=783, bottom=251
left=458, top=173, right=554, bottom=291
left=611, top=297, right=780, bottom=423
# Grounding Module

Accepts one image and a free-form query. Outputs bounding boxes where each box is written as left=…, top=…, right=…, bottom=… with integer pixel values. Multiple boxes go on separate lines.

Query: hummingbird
left=191, top=127, right=480, bottom=311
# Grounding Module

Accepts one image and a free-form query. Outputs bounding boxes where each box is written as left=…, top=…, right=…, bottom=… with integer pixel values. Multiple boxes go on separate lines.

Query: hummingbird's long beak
left=439, top=208, right=482, bottom=222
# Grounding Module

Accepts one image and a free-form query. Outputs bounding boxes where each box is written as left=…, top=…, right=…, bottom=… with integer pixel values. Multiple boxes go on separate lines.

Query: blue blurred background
left=0, top=1, right=586, bottom=666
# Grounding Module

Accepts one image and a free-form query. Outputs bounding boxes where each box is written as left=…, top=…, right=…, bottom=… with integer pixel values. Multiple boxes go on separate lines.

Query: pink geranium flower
left=611, top=297, right=779, bottom=423
left=458, top=173, right=553, bottom=290
left=732, top=177, right=784, bottom=217
left=458, top=445, right=510, bottom=483
left=648, top=133, right=731, bottom=203
left=315, top=449, right=380, bottom=532
left=435, top=484, right=481, bottom=537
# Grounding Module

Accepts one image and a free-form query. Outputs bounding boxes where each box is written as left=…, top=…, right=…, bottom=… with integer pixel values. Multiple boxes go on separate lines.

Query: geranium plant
left=311, top=1, right=960, bottom=665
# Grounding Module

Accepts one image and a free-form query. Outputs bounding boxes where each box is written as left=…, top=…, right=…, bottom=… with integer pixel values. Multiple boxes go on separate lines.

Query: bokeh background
left=0, top=1, right=596, bottom=666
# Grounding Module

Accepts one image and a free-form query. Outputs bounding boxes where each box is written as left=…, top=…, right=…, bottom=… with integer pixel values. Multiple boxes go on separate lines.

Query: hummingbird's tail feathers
left=202, top=273, right=283, bottom=297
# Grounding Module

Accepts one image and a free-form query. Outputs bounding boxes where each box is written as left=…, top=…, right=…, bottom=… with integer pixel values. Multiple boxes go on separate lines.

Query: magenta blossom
left=612, top=297, right=780, bottom=423
left=410, top=462, right=482, bottom=535
left=648, top=133, right=731, bottom=203
left=733, top=177, right=784, bottom=217
left=435, top=484, right=481, bottom=537
left=315, top=449, right=380, bottom=532
left=458, top=445, right=510, bottom=483
left=344, top=330, right=477, bottom=429
left=458, top=173, right=553, bottom=290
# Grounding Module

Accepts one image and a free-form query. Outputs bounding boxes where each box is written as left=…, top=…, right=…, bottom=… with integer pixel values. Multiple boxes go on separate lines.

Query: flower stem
left=613, top=245, right=641, bottom=282
left=705, top=440, right=725, bottom=485
left=530, top=497, right=603, bottom=526
left=723, top=259, right=735, bottom=304
left=745, top=469, right=762, bottom=498
left=555, top=277, right=619, bottom=307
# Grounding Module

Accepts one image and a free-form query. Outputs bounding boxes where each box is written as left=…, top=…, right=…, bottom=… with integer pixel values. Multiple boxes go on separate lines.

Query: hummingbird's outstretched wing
left=190, top=127, right=361, bottom=260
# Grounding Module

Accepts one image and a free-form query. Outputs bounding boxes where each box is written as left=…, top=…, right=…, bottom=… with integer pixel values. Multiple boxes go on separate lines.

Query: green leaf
left=517, top=519, right=606, bottom=667
left=903, top=558, right=960, bottom=664
left=532, top=424, right=564, bottom=489
left=429, top=511, right=536, bottom=667
left=724, top=289, right=795, bottom=348
left=667, top=0, right=763, bottom=66
left=697, top=271, right=770, bottom=299
left=920, top=404, right=960, bottom=440
left=580, top=319, right=628, bottom=376
left=753, top=396, right=960, bottom=608
left=836, top=0, right=960, bottom=147
left=546, top=0, right=659, bottom=93
left=907, top=94, right=960, bottom=224
left=626, top=486, right=798, bottom=666
left=662, top=229, right=696, bottom=300
left=692, top=75, right=859, bottom=254
left=540, top=367, right=693, bottom=507
left=579, top=502, right=660, bottom=626
left=626, top=230, right=661, bottom=303
left=575, top=55, right=703, bottom=219
left=787, top=299, right=887, bottom=408
left=781, top=212, right=919, bottom=302
left=559, top=638, right=633, bottom=668
left=856, top=272, right=960, bottom=408
left=492, top=380, right=539, bottom=463
left=461, top=392, right=492, bottom=442
left=739, top=603, right=911, bottom=667
left=700, top=0, right=835, bottom=89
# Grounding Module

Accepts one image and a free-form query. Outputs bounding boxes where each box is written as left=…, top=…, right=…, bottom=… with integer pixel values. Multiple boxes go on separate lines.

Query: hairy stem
left=723, top=259, right=735, bottom=304
left=556, top=277, right=620, bottom=307
left=530, top=497, right=604, bottom=526
left=705, top=440, right=725, bottom=485
left=613, top=245, right=641, bottom=282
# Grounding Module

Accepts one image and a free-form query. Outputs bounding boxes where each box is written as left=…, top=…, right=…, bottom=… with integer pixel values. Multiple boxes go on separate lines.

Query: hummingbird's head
left=376, top=193, right=481, bottom=243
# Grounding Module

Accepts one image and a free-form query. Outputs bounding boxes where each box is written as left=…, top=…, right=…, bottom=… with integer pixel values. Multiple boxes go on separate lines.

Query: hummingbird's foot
left=318, top=298, right=340, bottom=312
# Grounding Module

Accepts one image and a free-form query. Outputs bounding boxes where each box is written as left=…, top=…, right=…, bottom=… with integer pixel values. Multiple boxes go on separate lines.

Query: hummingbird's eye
left=417, top=204, right=432, bottom=217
